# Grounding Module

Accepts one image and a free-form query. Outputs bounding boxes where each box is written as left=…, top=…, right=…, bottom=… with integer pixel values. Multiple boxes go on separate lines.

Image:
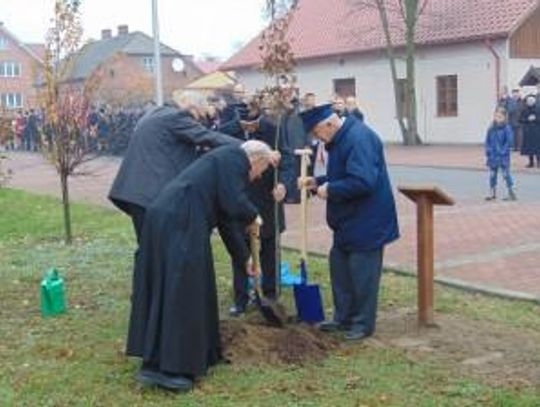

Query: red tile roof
left=224, top=0, right=539, bottom=69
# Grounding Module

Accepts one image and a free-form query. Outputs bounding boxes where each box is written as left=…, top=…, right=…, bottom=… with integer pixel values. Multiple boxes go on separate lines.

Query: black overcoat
left=247, top=116, right=294, bottom=238
left=520, top=104, right=540, bottom=156
left=108, top=105, right=240, bottom=213
left=126, top=146, right=258, bottom=377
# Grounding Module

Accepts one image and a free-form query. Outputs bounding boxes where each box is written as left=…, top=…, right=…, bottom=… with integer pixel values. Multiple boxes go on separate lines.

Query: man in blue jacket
left=299, top=104, right=399, bottom=341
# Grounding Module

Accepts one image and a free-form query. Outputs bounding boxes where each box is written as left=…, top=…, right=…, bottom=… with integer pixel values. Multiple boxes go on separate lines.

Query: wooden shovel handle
left=249, top=227, right=264, bottom=296
left=295, top=149, right=312, bottom=262
left=249, top=226, right=261, bottom=276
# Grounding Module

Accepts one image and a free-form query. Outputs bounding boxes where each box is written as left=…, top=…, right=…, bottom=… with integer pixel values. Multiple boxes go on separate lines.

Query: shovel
left=249, top=224, right=287, bottom=327
left=293, top=149, right=325, bottom=324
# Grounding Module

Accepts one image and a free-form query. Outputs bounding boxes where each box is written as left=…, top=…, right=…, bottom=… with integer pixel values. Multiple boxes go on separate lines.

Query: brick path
left=3, top=150, right=539, bottom=299
left=386, top=144, right=540, bottom=174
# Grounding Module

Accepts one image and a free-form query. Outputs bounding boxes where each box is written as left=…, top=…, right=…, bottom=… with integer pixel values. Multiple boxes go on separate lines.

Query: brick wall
left=89, top=52, right=202, bottom=105
left=0, top=28, right=43, bottom=110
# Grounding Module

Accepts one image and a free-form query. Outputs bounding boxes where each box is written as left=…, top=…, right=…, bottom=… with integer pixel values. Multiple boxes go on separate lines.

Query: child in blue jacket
left=485, top=107, right=517, bottom=201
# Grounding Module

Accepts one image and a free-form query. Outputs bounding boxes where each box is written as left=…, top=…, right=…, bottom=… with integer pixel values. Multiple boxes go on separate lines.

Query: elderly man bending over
left=127, top=140, right=273, bottom=392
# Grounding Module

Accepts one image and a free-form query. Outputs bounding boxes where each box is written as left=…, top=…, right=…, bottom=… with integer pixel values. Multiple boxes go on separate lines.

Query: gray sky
left=2, top=0, right=267, bottom=59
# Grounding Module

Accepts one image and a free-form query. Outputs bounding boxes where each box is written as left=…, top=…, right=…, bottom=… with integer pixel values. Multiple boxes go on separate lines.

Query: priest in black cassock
left=126, top=140, right=273, bottom=392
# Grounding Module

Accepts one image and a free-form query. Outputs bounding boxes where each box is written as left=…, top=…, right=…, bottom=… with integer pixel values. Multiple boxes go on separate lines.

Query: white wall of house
left=235, top=39, right=516, bottom=144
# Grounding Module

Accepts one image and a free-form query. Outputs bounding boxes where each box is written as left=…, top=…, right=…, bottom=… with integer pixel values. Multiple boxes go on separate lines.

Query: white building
left=224, top=0, right=540, bottom=144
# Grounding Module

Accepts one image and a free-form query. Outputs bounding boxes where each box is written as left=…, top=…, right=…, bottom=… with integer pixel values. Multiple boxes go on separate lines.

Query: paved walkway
left=386, top=144, right=540, bottom=174
left=3, top=149, right=539, bottom=299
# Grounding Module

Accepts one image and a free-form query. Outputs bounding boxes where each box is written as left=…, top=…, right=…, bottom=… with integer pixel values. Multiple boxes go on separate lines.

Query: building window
left=437, top=75, right=458, bottom=117
left=1, top=93, right=23, bottom=108
left=0, top=37, right=7, bottom=50
left=397, top=78, right=411, bottom=118
left=0, top=61, right=22, bottom=77
left=333, top=78, right=356, bottom=98
left=142, top=57, right=154, bottom=73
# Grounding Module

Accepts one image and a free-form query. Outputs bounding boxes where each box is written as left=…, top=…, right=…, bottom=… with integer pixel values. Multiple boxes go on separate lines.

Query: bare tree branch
left=41, top=0, right=102, bottom=244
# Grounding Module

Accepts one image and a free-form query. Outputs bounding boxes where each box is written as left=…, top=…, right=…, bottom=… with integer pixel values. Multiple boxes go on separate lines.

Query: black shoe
left=229, top=304, right=246, bottom=317
left=485, top=189, right=496, bottom=201
left=136, top=369, right=193, bottom=392
left=344, top=329, right=371, bottom=341
left=319, top=321, right=349, bottom=332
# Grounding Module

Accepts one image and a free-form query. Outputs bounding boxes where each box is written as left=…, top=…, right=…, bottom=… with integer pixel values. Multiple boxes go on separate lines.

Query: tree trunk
left=405, top=0, right=422, bottom=145
left=375, top=0, right=409, bottom=143
left=60, top=171, right=72, bottom=245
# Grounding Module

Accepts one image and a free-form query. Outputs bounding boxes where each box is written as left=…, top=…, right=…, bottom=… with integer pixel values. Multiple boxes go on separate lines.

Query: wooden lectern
left=398, top=186, right=455, bottom=327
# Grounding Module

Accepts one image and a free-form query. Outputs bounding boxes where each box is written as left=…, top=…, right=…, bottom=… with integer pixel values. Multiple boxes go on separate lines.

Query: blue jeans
left=489, top=166, right=513, bottom=190
left=329, top=246, right=384, bottom=335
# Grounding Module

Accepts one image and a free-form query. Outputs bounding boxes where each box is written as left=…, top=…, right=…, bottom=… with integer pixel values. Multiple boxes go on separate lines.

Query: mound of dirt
left=221, top=319, right=340, bottom=366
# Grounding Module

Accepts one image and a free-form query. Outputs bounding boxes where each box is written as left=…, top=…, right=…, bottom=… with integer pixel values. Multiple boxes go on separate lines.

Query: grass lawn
left=0, top=188, right=539, bottom=406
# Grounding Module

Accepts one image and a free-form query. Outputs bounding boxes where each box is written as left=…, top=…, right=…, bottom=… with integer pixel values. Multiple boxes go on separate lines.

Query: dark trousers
left=527, top=155, right=540, bottom=167
left=329, top=246, right=384, bottom=335
left=286, top=156, right=302, bottom=203
left=512, top=126, right=522, bottom=151
left=233, top=235, right=277, bottom=307
left=489, top=166, right=513, bottom=190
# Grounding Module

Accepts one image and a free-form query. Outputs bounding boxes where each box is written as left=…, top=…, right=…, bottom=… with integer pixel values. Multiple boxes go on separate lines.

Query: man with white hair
left=299, top=104, right=399, bottom=341
left=108, top=91, right=246, bottom=390
left=109, top=90, right=241, bottom=245
left=127, top=140, right=272, bottom=392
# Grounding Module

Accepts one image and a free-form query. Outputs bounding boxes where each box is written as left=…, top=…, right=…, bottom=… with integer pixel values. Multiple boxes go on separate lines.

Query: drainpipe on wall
left=484, top=39, right=501, bottom=103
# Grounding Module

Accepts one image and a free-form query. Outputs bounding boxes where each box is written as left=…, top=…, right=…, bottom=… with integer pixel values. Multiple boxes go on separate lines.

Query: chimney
left=118, top=25, right=129, bottom=36
left=101, top=29, right=112, bottom=40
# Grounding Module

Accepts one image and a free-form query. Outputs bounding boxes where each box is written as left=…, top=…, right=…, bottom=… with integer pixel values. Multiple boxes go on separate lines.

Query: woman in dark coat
left=520, top=95, right=540, bottom=168
left=126, top=142, right=272, bottom=392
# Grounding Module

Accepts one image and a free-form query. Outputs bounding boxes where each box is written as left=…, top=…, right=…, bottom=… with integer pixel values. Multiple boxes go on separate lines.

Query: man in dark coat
left=218, top=84, right=250, bottom=140
left=229, top=115, right=295, bottom=315
left=281, top=100, right=309, bottom=203
left=127, top=141, right=272, bottom=391
left=23, top=110, right=39, bottom=151
left=299, top=105, right=399, bottom=341
left=108, top=95, right=240, bottom=247
left=520, top=95, right=540, bottom=168
left=499, top=89, right=523, bottom=151
left=109, top=94, right=278, bottom=389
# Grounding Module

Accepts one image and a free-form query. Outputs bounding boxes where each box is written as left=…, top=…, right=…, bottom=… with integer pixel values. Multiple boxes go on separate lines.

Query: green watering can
left=40, top=268, right=67, bottom=317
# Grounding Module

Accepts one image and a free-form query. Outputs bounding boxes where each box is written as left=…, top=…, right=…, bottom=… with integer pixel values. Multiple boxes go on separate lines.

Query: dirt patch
left=374, top=308, right=540, bottom=389
left=221, top=319, right=340, bottom=366
left=219, top=308, right=540, bottom=390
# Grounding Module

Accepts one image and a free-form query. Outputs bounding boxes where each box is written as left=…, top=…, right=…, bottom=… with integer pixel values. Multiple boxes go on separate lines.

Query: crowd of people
left=108, top=87, right=396, bottom=392
left=0, top=105, right=146, bottom=155
left=484, top=85, right=540, bottom=201
left=497, top=85, right=540, bottom=168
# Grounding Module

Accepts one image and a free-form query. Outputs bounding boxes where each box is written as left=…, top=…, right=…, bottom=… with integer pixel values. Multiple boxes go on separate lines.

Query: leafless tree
left=352, top=0, right=429, bottom=145
left=41, top=0, right=101, bottom=244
